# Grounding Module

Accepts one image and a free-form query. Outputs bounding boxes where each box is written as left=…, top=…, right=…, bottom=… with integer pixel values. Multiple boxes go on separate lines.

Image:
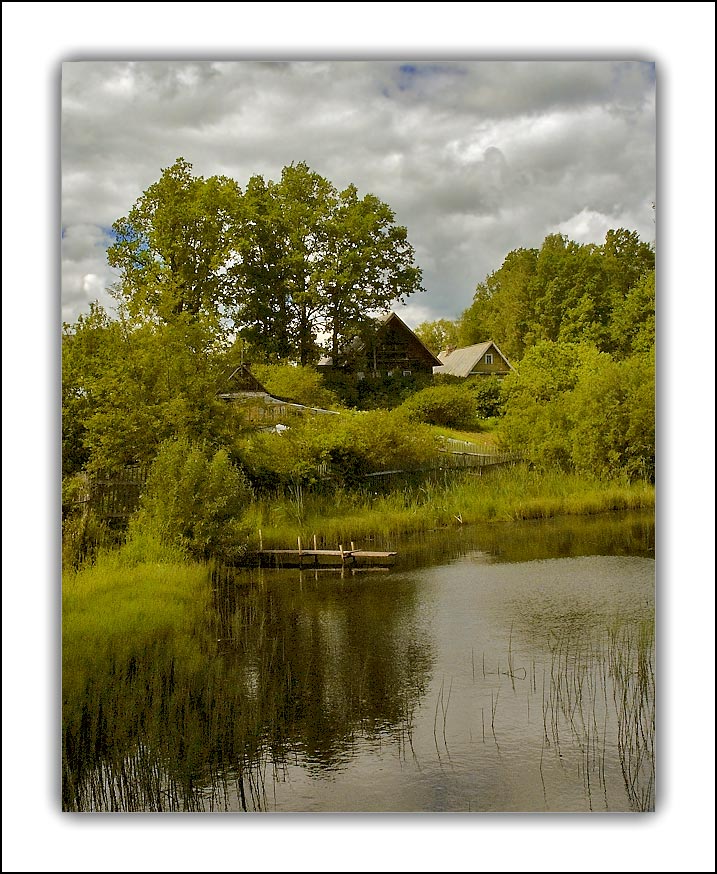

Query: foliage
left=63, top=308, right=242, bottom=473
left=237, top=409, right=437, bottom=491
left=321, top=409, right=437, bottom=485
left=250, top=362, right=340, bottom=409
left=62, top=303, right=119, bottom=475
left=569, top=347, right=655, bottom=481
left=106, top=157, right=423, bottom=367
left=500, top=341, right=654, bottom=481
left=413, top=319, right=460, bottom=356
left=231, top=163, right=424, bottom=364
left=400, top=384, right=478, bottom=429
left=609, top=269, right=655, bottom=357
left=464, top=376, right=504, bottom=419
left=132, top=437, right=254, bottom=562
left=458, top=229, right=655, bottom=362
left=107, top=157, right=240, bottom=328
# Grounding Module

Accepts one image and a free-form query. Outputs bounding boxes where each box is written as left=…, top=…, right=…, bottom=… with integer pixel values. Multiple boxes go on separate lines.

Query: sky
left=61, top=58, right=656, bottom=329
left=3, top=4, right=715, bottom=874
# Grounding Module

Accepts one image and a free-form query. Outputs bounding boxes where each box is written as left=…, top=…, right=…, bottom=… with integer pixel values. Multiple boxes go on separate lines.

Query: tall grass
left=62, top=533, right=213, bottom=696
left=245, top=466, right=655, bottom=549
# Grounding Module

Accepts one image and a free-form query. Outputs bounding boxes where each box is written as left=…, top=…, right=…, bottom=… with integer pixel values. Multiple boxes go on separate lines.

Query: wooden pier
left=257, top=535, right=397, bottom=570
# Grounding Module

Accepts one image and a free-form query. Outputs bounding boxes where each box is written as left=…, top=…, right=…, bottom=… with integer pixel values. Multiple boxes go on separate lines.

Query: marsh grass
left=246, top=466, right=655, bottom=549
left=540, top=619, right=655, bottom=811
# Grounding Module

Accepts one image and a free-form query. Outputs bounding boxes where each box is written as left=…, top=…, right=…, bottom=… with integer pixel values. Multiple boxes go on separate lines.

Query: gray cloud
left=61, top=60, right=656, bottom=327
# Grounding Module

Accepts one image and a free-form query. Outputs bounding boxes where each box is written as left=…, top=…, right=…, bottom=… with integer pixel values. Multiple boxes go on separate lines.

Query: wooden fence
left=74, top=465, right=149, bottom=522
left=72, top=444, right=518, bottom=521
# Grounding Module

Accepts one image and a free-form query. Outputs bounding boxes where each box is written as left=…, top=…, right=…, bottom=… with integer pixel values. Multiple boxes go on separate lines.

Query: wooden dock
left=257, top=536, right=397, bottom=569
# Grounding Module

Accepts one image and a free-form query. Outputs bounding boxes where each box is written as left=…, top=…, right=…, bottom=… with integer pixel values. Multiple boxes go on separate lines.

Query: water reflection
left=63, top=567, right=433, bottom=811
left=63, top=511, right=655, bottom=812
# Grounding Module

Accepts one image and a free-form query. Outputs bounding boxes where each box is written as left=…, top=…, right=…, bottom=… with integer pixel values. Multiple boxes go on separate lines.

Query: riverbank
left=246, top=465, right=655, bottom=550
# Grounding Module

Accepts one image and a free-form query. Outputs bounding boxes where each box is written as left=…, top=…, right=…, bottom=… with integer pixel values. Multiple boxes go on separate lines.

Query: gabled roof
left=378, top=312, right=443, bottom=367
left=434, top=341, right=513, bottom=377
left=218, top=364, right=269, bottom=396
left=318, top=311, right=442, bottom=369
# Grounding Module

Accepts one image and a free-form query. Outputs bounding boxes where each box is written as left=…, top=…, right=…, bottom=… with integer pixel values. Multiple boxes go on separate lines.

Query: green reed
left=246, top=466, right=655, bottom=549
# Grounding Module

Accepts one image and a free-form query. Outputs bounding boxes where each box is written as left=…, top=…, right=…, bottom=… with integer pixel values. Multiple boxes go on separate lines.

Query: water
left=62, top=511, right=655, bottom=812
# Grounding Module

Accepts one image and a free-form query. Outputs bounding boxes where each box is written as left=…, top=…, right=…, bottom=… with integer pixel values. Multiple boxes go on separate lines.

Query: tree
left=609, top=268, right=655, bottom=357
left=232, top=163, right=423, bottom=365
left=413, top=319, right=459, bottom=356
left=320, top=184, right=423, bottom=361
left=62, top=303, right=118, bottom=475
left=458, top=247, right=538, bottom=359
left=107, top=157, right=240, bottom=329
left=229, top=174, right=295, bottom=361
left=500, top=340, right=602, bottom=469
left=73, top=312, right=239, bottom=472
left=459, top=229, right=654, bottom=363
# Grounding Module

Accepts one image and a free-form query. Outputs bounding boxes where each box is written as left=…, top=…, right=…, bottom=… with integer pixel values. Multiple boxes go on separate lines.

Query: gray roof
left=434, top=341, right=513, bottom=377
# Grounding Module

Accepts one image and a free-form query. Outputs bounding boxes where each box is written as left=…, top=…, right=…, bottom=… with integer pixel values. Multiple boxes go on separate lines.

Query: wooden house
left=318, top=312, right=442, bottom=378
left=433, top=341, right=513, bottom=378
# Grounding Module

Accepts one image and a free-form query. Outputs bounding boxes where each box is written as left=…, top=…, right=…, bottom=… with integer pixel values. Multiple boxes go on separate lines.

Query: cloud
left=61, top=60, right=656, bottom=328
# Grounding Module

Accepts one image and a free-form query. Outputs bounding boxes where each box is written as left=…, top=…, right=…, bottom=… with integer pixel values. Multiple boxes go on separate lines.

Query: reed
left=541, top=618, right=655, bottom=811
left=246, top=467, right=655, bottom=549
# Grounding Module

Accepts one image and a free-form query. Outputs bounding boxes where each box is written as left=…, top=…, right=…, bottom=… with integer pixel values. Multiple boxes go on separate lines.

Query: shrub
left=132, top=437, right=254, bottom=562
left=465, top=376, right=505, bottom=418
left=400, top=384, right=478, bottom=429
left=250, top=362, right=339, bottom=409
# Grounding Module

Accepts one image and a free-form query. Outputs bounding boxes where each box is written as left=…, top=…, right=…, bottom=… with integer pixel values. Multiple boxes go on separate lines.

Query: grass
left=427, top=419, right=502, bottom=448
left=245, top=465, right=655, bottom=550
left=62, top=533, right=213, bottom=691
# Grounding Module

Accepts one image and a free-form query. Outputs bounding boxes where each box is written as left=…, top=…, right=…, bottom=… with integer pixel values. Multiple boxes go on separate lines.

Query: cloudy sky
left=61, top=59, right=656, bottom=328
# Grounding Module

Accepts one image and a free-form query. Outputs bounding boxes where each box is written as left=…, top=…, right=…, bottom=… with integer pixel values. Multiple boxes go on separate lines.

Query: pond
left=62, top=510, right=655, bottom=812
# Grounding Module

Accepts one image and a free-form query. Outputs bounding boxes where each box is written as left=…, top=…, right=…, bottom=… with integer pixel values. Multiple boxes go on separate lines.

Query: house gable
left=323, top=312, right=442, bottom=377
left=434, top=341, right=513, bottom=377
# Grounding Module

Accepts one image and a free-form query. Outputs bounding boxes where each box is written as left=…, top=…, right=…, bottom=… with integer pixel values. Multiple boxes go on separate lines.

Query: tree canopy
left=458, top=230, right=654, bottom=362
left=107, top=158, right=423, bottom=364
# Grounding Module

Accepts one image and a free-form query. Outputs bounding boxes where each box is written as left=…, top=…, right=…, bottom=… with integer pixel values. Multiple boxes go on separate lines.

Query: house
left=433, top=341, right=513, bottom=378
left=217, top=364, right=338, bottom=425
left=318, top=312, right=442, bottom=378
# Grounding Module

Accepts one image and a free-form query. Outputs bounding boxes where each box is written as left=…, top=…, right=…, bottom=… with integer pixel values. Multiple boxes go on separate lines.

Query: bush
left=251, top=363, right=339, bottom=409
left=236, top=408, right=438, bottom=491
left=132, top=437, right=254, bottom=562
left=400, top=384, right=478, bottom=429
left=465, top=376, right=505, bottom=418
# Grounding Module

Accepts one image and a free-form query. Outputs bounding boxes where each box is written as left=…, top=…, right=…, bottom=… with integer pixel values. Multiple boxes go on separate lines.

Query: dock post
left=298, top=536, right=303, bottom=569
left=339, top=544, right=344, bottom=564
left=259, top=529, right=263, bottom=551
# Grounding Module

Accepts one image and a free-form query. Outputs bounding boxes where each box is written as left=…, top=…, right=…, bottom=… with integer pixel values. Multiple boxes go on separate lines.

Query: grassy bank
left=246, top=465, right=655, bottom=549
left=62, top=534, right=212, bottom=693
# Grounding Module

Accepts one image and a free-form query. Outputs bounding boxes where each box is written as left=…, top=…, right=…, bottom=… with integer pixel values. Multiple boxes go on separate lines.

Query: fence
left=73, top=465, right=149, bottom=522
left=70, top=444, right=518, bottom=520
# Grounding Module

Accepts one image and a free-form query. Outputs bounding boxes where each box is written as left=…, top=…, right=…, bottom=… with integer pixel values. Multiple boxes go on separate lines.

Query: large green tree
left=320, top=184, right=423, bottom=361
left=63, top=305, right=240, bottom=473
left=413, top=319, right=460, bottom=356
left=500, top=339, right=654, bottom=480
left=107, top=157, right=240, bottom=328
left=231, top=163, right=423, bottom=365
